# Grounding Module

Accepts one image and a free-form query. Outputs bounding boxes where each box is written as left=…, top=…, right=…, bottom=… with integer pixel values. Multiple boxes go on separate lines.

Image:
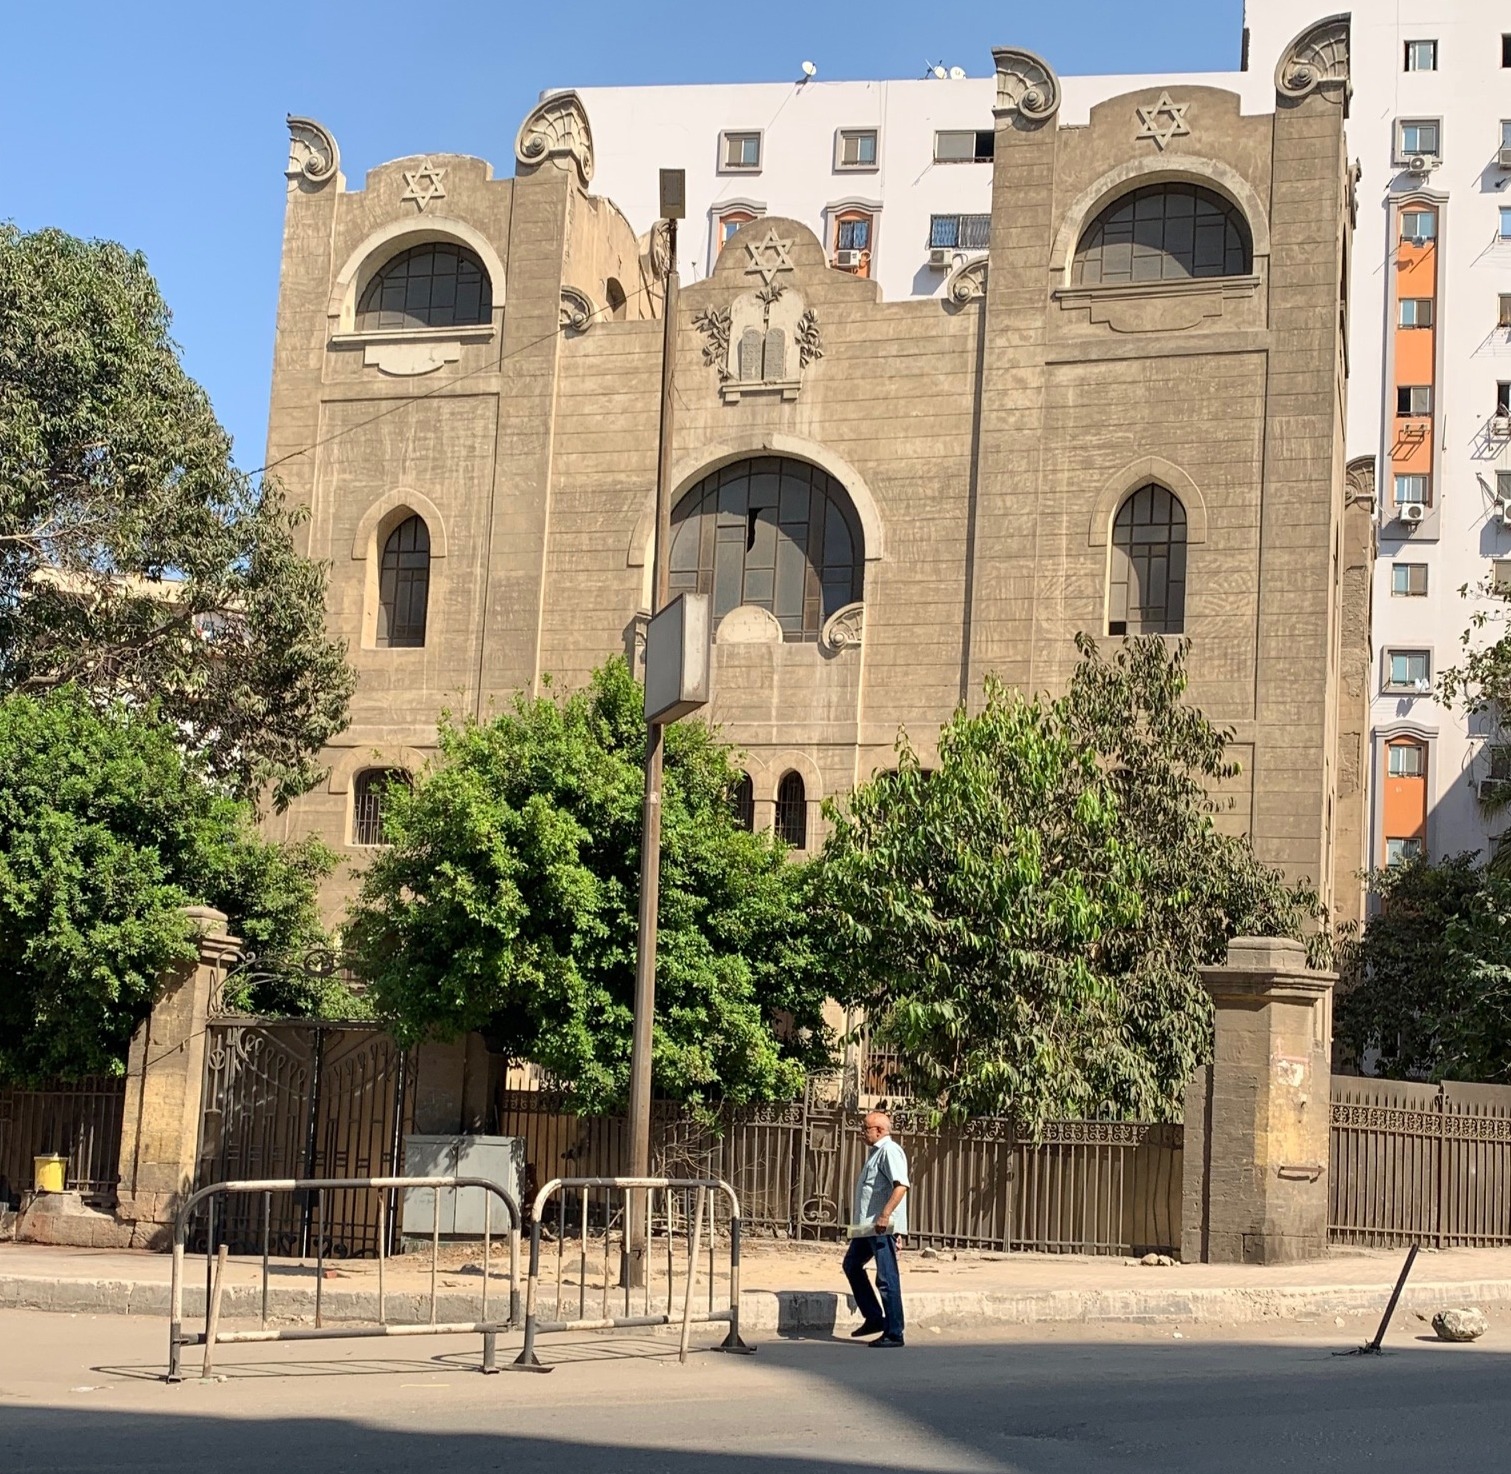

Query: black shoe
left=849, top=1320, right=885, bottom=1339
left=870, top=1335, right=906, bottom=1348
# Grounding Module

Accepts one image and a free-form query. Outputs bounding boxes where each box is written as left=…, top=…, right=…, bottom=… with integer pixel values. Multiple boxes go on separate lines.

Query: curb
left=5, top=1273, right=1511, bottom=1331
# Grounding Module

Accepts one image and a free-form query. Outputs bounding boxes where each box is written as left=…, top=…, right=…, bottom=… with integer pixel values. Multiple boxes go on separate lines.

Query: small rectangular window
left=1499, top=294, right=1511, bottom=329
left=720, top=131, right=762, bottom=171
left=1500, top=207, right=1511, bottom=240
left=1499, top=383, right=1511, bottom=414
left=1503, top=34, right=1511, bottom=66
left=1399, top=298, right=1434, bottom=327
left=1493, top=558, right=1511, bottom=591
left=928, top=213, right=991, bottom=250
left=1401, top=209, right=1437, bottom=242
left=1491, top=746, right=1511, bottom=781
left=836, top=129, right=878, bottom=169
left=1499, top=471, right=1511, bottom=501
left=1404, top=40, right=1437, bottom=71
left=1397, top=384, right=1433, bottom=416
left=1392, top=563, right=1429, bottom=596
left=1386, top=836, right=1424, bottom=866
left=1502, top=120, right=1511, bottom=148
left=933, top=129, right=994, bottom=164
left=1397, top=119, right=1441, bottom=158
left=1395, top=473, right=1430, bottom=506
left=1386, top=649, right=1432, bottom=691
left=1388, top=744, right=1424, bottom=777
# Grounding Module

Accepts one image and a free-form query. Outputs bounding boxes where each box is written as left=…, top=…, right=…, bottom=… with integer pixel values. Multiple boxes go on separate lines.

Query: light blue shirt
left=854, top=1134, right=910, bottom=1235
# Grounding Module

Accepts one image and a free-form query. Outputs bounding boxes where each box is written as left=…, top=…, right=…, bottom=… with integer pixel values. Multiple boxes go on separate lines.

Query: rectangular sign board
left=645, top=592, right=710, bottom=724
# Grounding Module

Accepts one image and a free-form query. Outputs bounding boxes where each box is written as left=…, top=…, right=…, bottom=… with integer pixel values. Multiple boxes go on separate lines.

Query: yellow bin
left=33, top=1155, right=67, bottom=1194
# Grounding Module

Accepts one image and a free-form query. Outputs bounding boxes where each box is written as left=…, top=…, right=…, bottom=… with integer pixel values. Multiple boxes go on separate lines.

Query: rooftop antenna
left=949, top=65, right=967, bottom=79
left=924, top=59, right=948, bottom=79
left=800, top=59, right=817, bottom=79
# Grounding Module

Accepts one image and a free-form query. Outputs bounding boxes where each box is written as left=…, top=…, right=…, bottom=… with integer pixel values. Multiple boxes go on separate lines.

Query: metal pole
left=627, top=210, right=679, bottom=1288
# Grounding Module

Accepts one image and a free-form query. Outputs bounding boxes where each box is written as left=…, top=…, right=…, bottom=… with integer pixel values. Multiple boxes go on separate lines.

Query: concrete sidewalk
left=3, top=1238, right=1508, bottom=1333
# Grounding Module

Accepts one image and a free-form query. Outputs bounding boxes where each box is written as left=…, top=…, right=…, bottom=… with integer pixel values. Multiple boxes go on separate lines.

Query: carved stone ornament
left=515, top=92, right=594, bottom=187
left=946, top=256, right=988, bottom=304
left=820, top=601, right=864, bottom=652
left=1135, top=93, right=1191, bottom=152
left=693, top=305, right=733, bottom=380
left=286, top=115, right=339, bottom=185
left=1275, top=14, right=1351, bottom=103
left=648, top=221, right=673, bottom=281
left=400, top=160, right=447, bottom=212
left=991, top=47, right=1061, bottom=123
left=701, top=281, right=822, bottom=403
left=559, top=286, right=597, bottom=333
left=1345, top=455, right=1376, bottom=506
left=743, top=226, right=797, bottom=286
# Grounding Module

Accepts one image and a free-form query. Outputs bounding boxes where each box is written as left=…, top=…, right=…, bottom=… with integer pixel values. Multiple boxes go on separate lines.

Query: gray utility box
left=401, top=1134, right=524, bottom=1237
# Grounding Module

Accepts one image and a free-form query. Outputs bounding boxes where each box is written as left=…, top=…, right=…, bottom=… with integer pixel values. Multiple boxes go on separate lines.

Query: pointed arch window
left=1108, top=485, right=1187, bottom=636
left=379, top=515, right=431, bottom=648
left=356, top=242, right=493, bottom=331
left=775, top=772, right=807, bottom=849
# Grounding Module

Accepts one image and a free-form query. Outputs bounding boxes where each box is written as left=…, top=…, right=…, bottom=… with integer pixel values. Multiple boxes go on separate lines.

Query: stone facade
left=262, top=30, right=1362, bottom=924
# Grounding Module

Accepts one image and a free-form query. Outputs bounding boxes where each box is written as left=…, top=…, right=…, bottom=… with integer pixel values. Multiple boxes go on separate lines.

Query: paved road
left=0, top=1309, right=1506, bottom=1472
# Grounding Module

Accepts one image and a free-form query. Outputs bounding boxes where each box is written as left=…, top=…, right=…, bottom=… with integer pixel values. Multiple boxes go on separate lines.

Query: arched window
left=606, top=278, right=627, bottom=320
left=352, top=768, right=411, bottom=846
left=379, top=515, right=431, bottom=648
left=668, top=457, right=863, bottom=641
left=356, top=243, right=493, bottom=331
left=1108, top=485, right=1187, bottom=636
left=1073, top=184, right=1252, bottom=286
left=775, top=772, right=807, bottom=849
left=716, top=210, right=758, bottom=255
left=730, top=773, right=755, bottom=831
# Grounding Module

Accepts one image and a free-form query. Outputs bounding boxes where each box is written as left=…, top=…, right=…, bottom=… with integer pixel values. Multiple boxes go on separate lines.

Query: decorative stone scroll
left=559, top=286, right=597, bottom=333
left=1275, top=14, right=1351, bottom=103
left=286, top=116, right=339, bottom=185
left=946, top=256, right=988, bottom=304
left=1344, top=455, right=1376, bottom=506
left=991, top=47, right=1060, bottom=124
left=515, top=92, right=594, bottom=187
left=820, top=602, right=864, bottom=652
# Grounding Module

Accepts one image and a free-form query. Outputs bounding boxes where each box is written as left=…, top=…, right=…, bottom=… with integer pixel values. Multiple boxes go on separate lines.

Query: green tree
left=1336, top=854, right=1511, bottom=1083
left=0, top=688, right=342, bottom=1083
left=344, top=659, right=830, bottom=1112
left=0, top=225, right=354, bottom=809
left=815, top=636, right=1321, bottom=1126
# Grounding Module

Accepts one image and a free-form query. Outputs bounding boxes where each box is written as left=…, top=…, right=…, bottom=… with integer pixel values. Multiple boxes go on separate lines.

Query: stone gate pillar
left=1182, top=936, right=1334, bottom=1264
left=114, top=906, right=242, bottom=1248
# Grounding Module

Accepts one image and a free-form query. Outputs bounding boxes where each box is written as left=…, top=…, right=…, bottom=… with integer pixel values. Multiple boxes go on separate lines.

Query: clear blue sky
left=1, top=1, right=1243, bottom=471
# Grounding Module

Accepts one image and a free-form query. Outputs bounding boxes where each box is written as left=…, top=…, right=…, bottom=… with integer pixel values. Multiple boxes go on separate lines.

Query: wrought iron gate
left=195, top=1022, right=413, bottom=1257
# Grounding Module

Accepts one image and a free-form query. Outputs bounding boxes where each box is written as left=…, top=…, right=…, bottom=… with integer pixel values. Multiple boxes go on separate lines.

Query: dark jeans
left=843, top=1233, right=904, bottom=1340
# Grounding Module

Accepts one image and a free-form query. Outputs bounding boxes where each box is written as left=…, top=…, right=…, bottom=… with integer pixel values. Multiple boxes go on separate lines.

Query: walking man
left=843, top=1109, right=909, bottom=1348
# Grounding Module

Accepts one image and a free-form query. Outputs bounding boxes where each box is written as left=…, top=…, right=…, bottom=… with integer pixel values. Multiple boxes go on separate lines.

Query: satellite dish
left=932, top=64, right=947, bottom=79
left=949, top=65, right=966, bottom=79
left=801, top=59, right=817, bottom=77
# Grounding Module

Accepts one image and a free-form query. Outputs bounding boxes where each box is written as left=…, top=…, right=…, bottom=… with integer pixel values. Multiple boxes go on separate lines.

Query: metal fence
left=496, top=1089, right=1182, bottom=1256
left=1330, top=1075, right=1511, bottom=1248
left=0, top=1077, right=126, bottom=1204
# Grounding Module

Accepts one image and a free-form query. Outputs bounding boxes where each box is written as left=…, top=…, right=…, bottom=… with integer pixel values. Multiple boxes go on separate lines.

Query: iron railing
left=1330, top=1075, right=1511, bottom=1248
left=0, top=1076, right=126, bottom=1203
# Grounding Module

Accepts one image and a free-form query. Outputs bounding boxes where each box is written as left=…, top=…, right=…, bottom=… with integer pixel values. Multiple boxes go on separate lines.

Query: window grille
left=730, top=773, right=755, bottom=831
left=352, top=768, right=410, bottom=847
left=775, top=772, right=807, bottom=849
left=929, top=214, right=991, bottom=251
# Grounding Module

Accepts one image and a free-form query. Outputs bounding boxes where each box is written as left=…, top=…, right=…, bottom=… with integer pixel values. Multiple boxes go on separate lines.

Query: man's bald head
left=863, top=1110, right=891, bottom=1143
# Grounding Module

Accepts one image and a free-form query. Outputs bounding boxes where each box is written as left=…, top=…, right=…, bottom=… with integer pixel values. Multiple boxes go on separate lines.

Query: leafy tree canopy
left=814, top=636, right=1321, bottom=1126
left=344, top=659, right=830, bottom=1113
left=0, top=225, right=354, bottom=809
left=1337, top=854, right=1511, bottom=1084
left=0, top=688, right=342, bottom=1083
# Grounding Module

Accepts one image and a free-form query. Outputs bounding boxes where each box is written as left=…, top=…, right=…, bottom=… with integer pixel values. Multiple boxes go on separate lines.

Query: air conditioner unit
left=833, top=249, right=864, bottom=269
left=1405, top=154, right=1438, bottom=175
left=1478, top=778, right=1509, bottom=803
left=927, top=247, right=955, bottom=269
left=1399, top=502, right=1427, bottom=524
left=1499, top=146, right=1511, bottom=170
left=1490, top=413, right=1511, bottom=438
left=1497, top=500, right=1511, bottom=526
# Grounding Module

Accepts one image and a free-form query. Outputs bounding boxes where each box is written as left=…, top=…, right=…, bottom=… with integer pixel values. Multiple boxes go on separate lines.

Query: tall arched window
left=357, top=243, right=493, bottom=331
left=775, top=772, right=807, bottom=849
left=379, top=515, right=431, bottom=648
left=730, top=773, right=755, bottom=831
left=1108, top=485, right=1187, bottom=636
left=1073, top=184, right=1252, bottom=286
left=668, top=457, right=863, bottom=641
left=352, top=768, right=411, bottom=846
left=606, top=278, right=627, bottom=320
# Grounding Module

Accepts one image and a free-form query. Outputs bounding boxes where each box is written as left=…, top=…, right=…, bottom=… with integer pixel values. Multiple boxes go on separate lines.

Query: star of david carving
left=1135, top=93, right=1191, bottom=152
left=401, top=160, right=448, bottom=211
left=743, top=227, right=796, bottom=286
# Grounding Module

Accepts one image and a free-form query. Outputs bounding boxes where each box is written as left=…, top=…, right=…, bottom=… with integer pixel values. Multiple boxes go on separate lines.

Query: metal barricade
left=167, top=1176, right=521, bottom=1381
left=510, top=1175, right=755, bottom=1371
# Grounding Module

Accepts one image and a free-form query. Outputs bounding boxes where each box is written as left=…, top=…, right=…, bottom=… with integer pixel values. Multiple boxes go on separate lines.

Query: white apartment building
left=571, top=69, right=1276, bottom=300
left=1246, top=3, right=1511, bottom=871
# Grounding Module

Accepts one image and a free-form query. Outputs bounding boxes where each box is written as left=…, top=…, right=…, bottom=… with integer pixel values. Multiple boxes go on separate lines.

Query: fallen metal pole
left=1337, top=1243, right=1419, bottom=1357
